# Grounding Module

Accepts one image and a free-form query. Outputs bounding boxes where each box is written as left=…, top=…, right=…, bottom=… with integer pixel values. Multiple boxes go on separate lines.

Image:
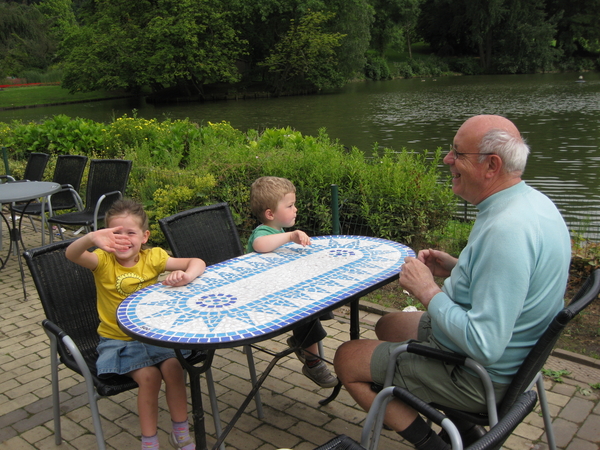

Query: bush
left=365, top=56, right=391, bottom=80
left=0, top=116, right=456, bottom=248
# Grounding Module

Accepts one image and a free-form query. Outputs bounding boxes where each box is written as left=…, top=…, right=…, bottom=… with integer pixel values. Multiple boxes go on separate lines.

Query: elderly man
left=334, top=115, right=571, bottom=450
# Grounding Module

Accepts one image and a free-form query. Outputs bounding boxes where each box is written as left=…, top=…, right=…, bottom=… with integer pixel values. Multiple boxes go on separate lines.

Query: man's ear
left=486, top=154, right=503, bottom=178
left=264, top=208, right=275, bottom=221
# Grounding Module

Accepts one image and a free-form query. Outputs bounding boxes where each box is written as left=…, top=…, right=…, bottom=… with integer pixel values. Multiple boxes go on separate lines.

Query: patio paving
left=0, top=216, right=598, bottom=450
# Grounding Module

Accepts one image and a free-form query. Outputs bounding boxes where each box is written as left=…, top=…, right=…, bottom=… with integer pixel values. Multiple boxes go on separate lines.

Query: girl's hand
left=90, top=227, right=130, bottom=254
left=162, top=270, right=192, bottom=287
left=290, top=230, right=311, bottom=246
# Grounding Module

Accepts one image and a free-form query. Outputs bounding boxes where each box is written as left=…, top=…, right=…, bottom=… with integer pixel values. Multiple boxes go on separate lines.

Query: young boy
left=246, top=176, right=337, bottom=388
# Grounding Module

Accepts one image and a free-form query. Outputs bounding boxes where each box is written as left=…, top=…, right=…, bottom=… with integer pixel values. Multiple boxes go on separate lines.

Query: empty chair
left=22, top=152, right=50, bottom=181
left=24, top=239, right=221, bottom=450
left=48, top=159, right=132, bottom=234
left=159, top=202, right=244, bottom=266
left=11, top=155, right=88, bottom=239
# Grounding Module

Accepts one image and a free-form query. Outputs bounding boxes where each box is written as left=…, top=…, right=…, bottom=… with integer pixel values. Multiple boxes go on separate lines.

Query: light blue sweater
left=428, top=181, right=571, bottom=384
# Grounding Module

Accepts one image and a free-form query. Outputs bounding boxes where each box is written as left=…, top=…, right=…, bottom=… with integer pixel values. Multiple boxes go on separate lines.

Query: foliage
left=0, top=115, right=456, bottom=248
left=541, top=368, right=571, bottom=382
left=145, top=173, right=217, bottom=246
left=352, top=147, right=455, bottom=245
left=365, top=54, right=391, bottom=79
left=260, top=11, right=346, bottom=95
left=3, top=115, right=106, bottom=157
left=61, top=0, right=246, bottom=95
left=0, top=2, right=56, bottom=76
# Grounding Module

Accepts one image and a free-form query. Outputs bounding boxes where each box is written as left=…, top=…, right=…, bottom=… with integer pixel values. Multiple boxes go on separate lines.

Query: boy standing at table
left=247, top=176, right=337, bottom=388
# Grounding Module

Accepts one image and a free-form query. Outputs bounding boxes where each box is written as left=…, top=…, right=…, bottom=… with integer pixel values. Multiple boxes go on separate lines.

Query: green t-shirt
left=246, top=224, right=283, bottom=253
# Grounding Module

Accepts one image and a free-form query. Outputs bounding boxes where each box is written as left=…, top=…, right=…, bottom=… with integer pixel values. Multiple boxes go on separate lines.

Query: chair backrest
left=49, top=155, right=88, bottom=208
left=83, top=159, right=132, bottom=214
left=159, top=202, right=244, bottom=266
left=23, top=152, right=50, bottom=181
left=498, top=269, right=600, bottom=417
left=24, top=239, right=100, bottom=370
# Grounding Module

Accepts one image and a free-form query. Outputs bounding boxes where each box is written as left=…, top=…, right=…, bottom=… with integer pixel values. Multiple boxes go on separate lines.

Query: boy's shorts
left=370, top=313, right=509, bottom=413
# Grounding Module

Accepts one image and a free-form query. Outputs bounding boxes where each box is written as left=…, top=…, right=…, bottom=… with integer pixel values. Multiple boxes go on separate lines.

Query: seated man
left=334, top=115, right=571, bottom=450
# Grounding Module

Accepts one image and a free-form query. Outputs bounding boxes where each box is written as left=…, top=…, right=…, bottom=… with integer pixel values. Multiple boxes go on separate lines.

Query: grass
left=0, top=85, right=130, bottom=109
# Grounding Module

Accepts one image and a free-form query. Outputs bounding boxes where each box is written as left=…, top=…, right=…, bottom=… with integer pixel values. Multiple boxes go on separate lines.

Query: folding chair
left=371, top=269, right=600, bottom=450
left=159, top=203, right=265, bottom=420
left=24, top=239, right=222, bottom=450
left=49, top=159, right=132, bottom=234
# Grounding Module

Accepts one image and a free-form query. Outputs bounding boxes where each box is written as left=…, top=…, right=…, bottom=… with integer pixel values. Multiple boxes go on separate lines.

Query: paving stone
left=560, top=397, right=596, bottom=423
left=576, top=413, right=600, bottom=442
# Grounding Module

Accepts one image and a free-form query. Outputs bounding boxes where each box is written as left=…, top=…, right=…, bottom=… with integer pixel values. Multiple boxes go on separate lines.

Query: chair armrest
left=47, top=184, right=84, bottom=216
left=93, top=190, right=122, bottom=230
left=383, top=343, right=499, bottom=425
left=42, top=319, right=96, bottom=383
left=0, top=175, right=16, bottom=182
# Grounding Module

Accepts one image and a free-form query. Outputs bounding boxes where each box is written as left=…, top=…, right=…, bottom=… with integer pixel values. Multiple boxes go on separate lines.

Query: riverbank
left=0, top=84, right=133, bottom=110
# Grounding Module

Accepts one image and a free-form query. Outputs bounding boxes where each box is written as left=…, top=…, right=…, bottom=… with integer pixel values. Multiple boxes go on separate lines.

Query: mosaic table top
left=117, top=235, right=415, bottom=349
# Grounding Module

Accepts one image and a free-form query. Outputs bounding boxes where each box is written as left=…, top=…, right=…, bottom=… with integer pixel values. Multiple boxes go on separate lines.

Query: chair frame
left=372, top=269, right=600, bottom=450
left=313, top=388, right=538, bottom=450
left=24, top=239, right=221, bottom=450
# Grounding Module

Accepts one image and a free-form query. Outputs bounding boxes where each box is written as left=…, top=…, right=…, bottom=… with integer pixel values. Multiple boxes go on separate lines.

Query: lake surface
left=1, top=72, right=599, bottom=236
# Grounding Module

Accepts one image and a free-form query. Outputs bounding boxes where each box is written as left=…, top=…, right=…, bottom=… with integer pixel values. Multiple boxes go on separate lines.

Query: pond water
left=1, top=72, right=599, bottom=236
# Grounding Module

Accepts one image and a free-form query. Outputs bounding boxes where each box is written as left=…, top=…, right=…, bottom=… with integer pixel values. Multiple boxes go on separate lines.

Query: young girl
left=66, top=199, right=206, bottom=450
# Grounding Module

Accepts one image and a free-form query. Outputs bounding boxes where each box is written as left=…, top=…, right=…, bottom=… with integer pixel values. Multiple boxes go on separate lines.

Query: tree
left=259, top=10, right=346, bottom=95
left=369, top=0, right=422, bottom=57
left=61, top=0, right=246, bottom=96
left=546, top=0, right=600, bottom=58
left=0, top=1, right=55, bottom=76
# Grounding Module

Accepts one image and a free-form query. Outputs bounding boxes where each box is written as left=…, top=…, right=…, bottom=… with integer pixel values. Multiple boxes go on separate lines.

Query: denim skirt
left=96, top=337, right=190, bottom=378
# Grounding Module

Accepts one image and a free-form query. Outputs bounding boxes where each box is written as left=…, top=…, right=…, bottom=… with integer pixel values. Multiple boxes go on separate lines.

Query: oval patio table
left=117, top=235, right=415, bottom=450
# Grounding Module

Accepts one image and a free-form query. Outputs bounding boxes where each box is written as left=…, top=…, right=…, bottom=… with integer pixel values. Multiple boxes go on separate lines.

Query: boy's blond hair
left=250, top=176, right=296, bottom=223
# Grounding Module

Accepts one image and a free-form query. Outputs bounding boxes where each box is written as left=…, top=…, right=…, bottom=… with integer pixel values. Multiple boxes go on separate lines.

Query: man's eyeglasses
left=449, top=145, right=496, bottom=160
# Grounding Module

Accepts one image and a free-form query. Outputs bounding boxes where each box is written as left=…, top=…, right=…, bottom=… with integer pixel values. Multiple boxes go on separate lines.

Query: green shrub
left=365, top=56, right=391, bottom=80
left=0, top=116, right=457, bottom=249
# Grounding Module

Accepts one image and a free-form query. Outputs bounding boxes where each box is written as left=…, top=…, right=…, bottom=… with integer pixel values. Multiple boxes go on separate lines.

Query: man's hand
left=399, top=256, right=443, bottom=308
left=417, top=248, right=457, bottom=278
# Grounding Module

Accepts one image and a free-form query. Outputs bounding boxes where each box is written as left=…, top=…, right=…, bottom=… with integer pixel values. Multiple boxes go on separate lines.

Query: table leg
left=350, top=298, right=360, bottom=340
left=10, top=210, right=27, bottom=299
left=175, top=349, right=215, bottom=450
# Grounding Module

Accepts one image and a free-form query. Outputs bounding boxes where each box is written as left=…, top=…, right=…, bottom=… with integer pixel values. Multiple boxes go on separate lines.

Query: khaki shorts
left=370, top=313, right=509, bottom=413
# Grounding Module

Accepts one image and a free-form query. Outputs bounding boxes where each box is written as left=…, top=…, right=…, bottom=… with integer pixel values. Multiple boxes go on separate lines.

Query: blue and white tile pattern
left=117, top=236, right=414, bottom=347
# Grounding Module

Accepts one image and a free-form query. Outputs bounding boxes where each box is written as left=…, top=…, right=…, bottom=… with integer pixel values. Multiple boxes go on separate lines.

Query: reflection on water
left=1, top=72, right=599, bottom=235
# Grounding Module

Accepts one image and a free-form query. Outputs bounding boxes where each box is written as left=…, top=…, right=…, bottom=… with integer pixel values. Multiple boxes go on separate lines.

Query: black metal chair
left=11, top=155, right=88, bottom=239
left=24, top=239, right=221, bottom=450
left=373, top=269, right=600, bottom=450
left=48, top=159, right=132, bottom=234
left=313, top=388, right=538, bottom=450
left=22, top=152, right=50, bottom=182
left=159, top=203, right=265, bottom=420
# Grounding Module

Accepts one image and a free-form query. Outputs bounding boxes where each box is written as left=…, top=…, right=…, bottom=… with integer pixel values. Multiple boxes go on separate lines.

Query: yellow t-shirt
left=93, top=247, right=169, bottom=340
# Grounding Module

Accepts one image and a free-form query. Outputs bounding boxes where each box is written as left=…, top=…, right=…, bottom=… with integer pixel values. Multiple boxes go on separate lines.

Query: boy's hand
left=90, top=227, right=130, bottom=253
left=290, top=230, right=311, bottom=247
left=162, top=270, right=193, bottom=287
